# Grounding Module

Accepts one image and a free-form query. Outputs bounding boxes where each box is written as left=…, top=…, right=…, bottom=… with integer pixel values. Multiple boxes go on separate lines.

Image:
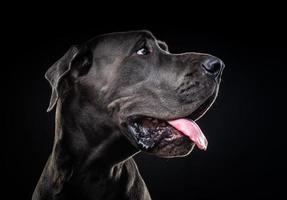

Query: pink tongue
left=167, top=119, right=208, bottom=150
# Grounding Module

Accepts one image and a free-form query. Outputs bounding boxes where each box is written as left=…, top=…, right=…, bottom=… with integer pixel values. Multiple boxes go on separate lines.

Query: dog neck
left=51, top=100, right=139, bottom=182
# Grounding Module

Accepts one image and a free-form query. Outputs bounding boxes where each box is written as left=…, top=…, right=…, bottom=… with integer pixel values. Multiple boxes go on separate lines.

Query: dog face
left=46, top=30, right=224, bottom=158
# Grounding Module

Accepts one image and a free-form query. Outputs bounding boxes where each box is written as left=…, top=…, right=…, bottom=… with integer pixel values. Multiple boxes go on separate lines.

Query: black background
left=2, top=6, right=286, bottom=200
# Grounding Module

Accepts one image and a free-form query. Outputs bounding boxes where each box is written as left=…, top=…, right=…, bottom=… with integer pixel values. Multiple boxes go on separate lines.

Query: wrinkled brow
left=157, top=40, right=169, bottom=51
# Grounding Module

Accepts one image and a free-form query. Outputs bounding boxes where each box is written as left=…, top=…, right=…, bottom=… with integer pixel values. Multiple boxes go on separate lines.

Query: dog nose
left=201, top=57, right=224, bottom=76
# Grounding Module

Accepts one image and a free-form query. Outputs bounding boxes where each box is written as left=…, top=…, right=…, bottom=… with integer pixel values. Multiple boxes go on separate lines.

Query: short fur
left=33, top=30, right=224, bottom=200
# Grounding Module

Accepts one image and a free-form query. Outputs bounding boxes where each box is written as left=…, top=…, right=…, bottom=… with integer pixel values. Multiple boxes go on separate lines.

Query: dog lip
left=187, top=92, right=217, bottom=121
left=125, top=116, right=189, bottom=150
left=123, top=92, right=217, bottom=125
left=124, top=91, right=216, bottom=151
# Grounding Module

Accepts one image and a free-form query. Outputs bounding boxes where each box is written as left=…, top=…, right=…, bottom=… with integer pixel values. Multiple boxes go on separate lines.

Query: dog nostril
left=201, top=58, right=223, bottom=76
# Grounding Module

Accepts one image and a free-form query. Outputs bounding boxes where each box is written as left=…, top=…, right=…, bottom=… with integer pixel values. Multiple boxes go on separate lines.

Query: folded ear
left=45, top=46, right=80, bottom=112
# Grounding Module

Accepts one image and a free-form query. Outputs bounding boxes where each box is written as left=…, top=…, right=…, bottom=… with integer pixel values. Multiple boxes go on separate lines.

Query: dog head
left=45, top=30, right=224, bottom=158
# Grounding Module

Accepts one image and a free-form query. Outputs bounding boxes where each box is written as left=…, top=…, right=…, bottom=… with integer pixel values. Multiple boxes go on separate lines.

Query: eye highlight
left=136, top=46, right=150, bottom=55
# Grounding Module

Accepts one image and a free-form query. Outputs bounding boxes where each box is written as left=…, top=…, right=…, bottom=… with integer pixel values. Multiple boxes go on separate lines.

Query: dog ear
left=45, top=46, right=80, bottom=112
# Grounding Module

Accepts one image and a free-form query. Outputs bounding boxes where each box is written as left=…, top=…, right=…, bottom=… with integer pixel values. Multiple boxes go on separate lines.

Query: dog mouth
left=125, top=94, right=216, bottom=152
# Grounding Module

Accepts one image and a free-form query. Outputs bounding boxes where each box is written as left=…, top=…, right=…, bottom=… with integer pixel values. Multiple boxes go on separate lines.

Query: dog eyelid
left=157, top=40, right=169, bottom=52
left=136, top=46, right=150, bottom=55
left=136, top=40, right=152, bottom=55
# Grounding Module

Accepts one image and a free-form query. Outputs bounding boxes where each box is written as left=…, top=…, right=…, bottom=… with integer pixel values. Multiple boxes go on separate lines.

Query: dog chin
left=145, top=139, right=195, bottom=158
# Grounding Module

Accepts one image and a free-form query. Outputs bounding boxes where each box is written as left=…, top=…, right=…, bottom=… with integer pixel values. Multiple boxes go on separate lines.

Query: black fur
left=32, top=30, right=224, bottom=200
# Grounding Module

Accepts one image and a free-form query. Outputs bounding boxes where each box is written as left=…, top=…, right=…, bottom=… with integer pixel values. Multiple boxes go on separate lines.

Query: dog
left=32, top=30, right=224, bottom=200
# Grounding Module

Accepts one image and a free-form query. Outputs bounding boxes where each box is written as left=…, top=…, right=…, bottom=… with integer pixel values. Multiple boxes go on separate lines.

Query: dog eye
left=136, top=47, right=150, bottom=55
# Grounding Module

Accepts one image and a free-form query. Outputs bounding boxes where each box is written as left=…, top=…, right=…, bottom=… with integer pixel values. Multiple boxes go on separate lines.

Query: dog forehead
left=87, top=30, right=156, bottom=56
left=99, top=30, right=155, bottom=42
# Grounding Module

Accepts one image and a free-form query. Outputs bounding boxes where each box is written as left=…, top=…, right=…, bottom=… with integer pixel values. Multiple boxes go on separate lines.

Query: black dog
left=32, top=30, right=224, bottom=200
